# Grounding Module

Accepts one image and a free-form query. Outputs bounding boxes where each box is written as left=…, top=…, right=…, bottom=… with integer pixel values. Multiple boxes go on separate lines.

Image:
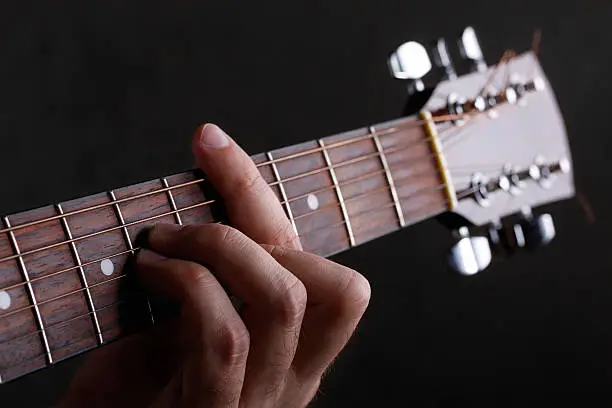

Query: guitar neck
left=0, top=114, right=450, bottom=382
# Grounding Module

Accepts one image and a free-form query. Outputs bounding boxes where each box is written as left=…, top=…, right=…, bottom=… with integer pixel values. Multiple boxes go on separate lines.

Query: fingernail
left=199, top=124, right=229, bottom=149
left=136, top=249, right=167, bottom=265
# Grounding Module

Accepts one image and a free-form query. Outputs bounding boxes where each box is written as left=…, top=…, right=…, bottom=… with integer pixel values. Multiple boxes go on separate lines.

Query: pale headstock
left=425, top=52, right=574, bottom=227
left=389, top=27, right=574, bottom=275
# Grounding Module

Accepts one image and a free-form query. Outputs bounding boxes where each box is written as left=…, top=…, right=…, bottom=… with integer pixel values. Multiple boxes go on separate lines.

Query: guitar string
left=0, top=49, right=521, bottom=240
left=0, top=192, right=449, bottom=358
left=1, top=193, right=449, bottom=358
left=0, top=110, right=481, bottom=241
left=0, top=172, right=449, bottom=313
left=0, top=151, right=454, bottom=297
left=2, top=102, right=524, bottom=374
left=478, top=49, right=514, bottom=97
left=0, top=117, right=427, bottom=237
left=0, top=133, right=448, bottom=268
left=0, top=194, right=447, bottom=374
left=0, top=108, right=491, bottom=277
left=0, top=112, right=519, bottom=375
left=0, top=113, right=482, bottom=299
left=0, top=108, right=497, bottom=322
left=292, top=173, right=444, bottom=222
left=0, top=58, right=538, bottom=375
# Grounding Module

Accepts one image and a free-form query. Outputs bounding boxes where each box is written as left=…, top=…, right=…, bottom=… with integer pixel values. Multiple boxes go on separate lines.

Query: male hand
left=60, top=124, right=370, bottom=407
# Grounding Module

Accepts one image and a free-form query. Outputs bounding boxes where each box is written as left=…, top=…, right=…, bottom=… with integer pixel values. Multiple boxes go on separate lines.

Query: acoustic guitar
left=0, top=27, right=574, bottom=383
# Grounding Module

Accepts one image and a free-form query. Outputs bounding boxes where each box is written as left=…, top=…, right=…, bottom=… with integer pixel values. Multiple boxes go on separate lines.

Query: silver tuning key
left=449, top=227, right=492, bottom=276
left=459, top=26, right=487, bottom=73
left=388, top=41, right=432, bottom=94
left=432, top=38, right=457, bottom=80
left=518, top=208, right=556, bottom=249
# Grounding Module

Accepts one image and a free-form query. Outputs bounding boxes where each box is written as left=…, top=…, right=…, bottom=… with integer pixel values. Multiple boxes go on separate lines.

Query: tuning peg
left=432, top=38, right=457, bottom=80
left=449, top=227, right=492, bottom=276
left=518, top=211, right=556, bottom=249
left=388, top=41, right=432, bottom=94
left=458, top=26, right=487, bottom=73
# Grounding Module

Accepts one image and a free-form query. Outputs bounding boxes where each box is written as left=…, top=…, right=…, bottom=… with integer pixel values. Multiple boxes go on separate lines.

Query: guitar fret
left=318, top=139, right=355, bottom=247
left=370, top=126, right=406, bottom=228
left=266, top=152, right=298, bottom=235
left=56, top=204, right=104, bottom=346
left=3, top=217, right=53, bottom=366
left=161, top=178, right=183, bottom=225
left=108, top=190, right=155, bottom=326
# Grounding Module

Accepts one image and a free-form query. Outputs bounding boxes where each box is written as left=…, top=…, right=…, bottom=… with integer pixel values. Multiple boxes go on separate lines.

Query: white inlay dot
left=101, top=259, right=115, bottom=276
left=307, top=194, right=319, bottom=211
left=0, top=290, right=11, bottom=310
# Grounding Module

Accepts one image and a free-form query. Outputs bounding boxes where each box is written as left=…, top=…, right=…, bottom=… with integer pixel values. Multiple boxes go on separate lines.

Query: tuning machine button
left=449, top=227, right=492, bottom=276
left=518, top=209, right=556, bottom=249
left=458, top=26, right=487, bottom=73
left=432, top=38, right=457, bottom=80
left=389, top=41, right=432, bottom=94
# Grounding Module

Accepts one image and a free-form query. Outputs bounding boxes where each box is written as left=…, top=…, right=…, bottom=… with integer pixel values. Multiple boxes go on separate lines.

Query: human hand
left=60, top=124, right=370, bottom=407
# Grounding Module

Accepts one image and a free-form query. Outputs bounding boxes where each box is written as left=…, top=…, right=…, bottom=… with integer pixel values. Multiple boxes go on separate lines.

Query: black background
left=0, top=1, right=611, bottom=406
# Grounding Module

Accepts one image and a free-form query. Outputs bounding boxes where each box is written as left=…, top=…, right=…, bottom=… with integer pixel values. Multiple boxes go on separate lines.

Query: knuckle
left=183, top=263, right=216, bottom=289
left=210, top=224, right=245, bottom=246
left=212, top=320, right=250, bottom=366
left=272, top=221, right=301, bottom=250
left=192, top=224, right=248, bottom=253
left=233, top=169, right=267, bottom=198
left=273, top=277, right=308, bottom=326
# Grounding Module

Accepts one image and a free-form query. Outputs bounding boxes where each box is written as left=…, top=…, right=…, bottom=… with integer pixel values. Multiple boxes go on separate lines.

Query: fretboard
left=0, top=115, right=449, bottom=383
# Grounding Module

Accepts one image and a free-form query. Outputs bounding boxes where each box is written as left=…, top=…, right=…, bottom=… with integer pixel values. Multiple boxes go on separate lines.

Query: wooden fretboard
left=0, top=114, right=449, bottom=382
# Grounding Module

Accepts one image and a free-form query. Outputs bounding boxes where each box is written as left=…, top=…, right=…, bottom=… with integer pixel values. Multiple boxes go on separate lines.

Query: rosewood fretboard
left=0, top=115, right=449, bottom=382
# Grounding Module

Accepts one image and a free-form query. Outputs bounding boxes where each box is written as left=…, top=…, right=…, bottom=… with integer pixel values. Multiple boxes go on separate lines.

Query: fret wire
left=0, top=178, right=444, bottom=308
left=0, top=221, right=229, bottom=320
left=0, top=128, right=435, bottom=255
left=3, top=299, right=127, bottom=350
left=300, top=192, right=450, bottom=240
left=0, top=116, right=438, bottom=238
left=56, top=204, right=104, bottom=346
left=3, top=217, right=53, bottom=367
left=0, top=165, right=427, bottom=295
left=260, top=123, right=408, bottom=167
left=0, top=186, right=445, bottom=325
left=0, top=200, right=216, bottom=265
left=370, top=125, right=406, bottom=228
left=0, top=249, right=134, bottom=294
left=293, top=175, right=446, bottom=221
left=0, top=271, right=129, bottom=320
left=108, top=191, right=155, bottom=326
left=318, top=139, right=355, bottom=247
left=266, top=137, right=430, bottom=190
left=0, top=146, right=439, bottom=269
left=266, top=152, right=298, bottom=236
left=161, top=178, right=183, bottom=226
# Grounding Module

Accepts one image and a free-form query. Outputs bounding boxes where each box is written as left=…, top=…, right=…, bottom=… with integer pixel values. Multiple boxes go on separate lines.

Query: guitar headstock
left=390, top=27, right=574, bottom=275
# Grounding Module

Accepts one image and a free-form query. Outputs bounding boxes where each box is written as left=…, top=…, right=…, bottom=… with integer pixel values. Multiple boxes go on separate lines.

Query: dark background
left=0, top=1, right=610, bottom=406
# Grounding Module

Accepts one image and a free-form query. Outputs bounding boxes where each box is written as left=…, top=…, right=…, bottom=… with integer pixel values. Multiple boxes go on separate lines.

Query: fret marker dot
left=307, top=194, right=319, bottom=211
left=101, top=259, right=114, bottom=276
left=0, top=291, right=11, bottom=310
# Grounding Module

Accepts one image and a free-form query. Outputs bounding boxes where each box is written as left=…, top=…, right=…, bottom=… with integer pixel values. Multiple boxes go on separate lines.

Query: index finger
left=192, top=124, right=301, bottom=250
